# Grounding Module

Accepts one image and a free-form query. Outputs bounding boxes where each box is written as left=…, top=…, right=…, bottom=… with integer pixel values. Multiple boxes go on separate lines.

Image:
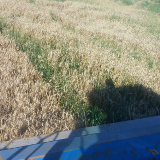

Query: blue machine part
left=0, top=116, right=160, bottom=160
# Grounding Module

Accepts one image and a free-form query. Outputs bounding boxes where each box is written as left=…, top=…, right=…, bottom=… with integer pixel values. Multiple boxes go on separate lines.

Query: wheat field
left=0, top=0, right=160, bottom=142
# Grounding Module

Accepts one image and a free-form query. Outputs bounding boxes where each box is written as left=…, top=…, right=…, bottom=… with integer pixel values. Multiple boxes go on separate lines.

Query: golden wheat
left=0, top=34, right=75, bottom=141
left=0, top=0, right=160, bottom=141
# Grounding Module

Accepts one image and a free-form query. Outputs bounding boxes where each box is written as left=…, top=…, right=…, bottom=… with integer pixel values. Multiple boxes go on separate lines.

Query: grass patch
left=91, top=37, right=122, bottom=58
left=131, top=51, right=141, bottom=61
left=50, top=12, right=76, bottom=33
left=121, top=0, right=133, bottom=5
left=0, top=18, right=7, bottom=34
left=110, top=14, right=121, bottom=21
left=156, top=58, right=160, bottom=73
left=27, top=0, right=35, bottom=3
left=50, top=0, right=66, bottom=2
left=50, top=41, right=57, bottom=50
left=147, top=57, right=154, bottom=69
left=109, top=13, right=160, bottom=37
left=140, top=0, right=160, bottom=13
left=63, top=24, right=76, bottom=32
left=50, top=13, right=59, bottom=21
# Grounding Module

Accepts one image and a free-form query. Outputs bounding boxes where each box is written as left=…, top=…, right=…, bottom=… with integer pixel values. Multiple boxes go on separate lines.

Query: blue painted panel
left=127, top=133, right=160, bottom=159
left=38, top=140, right=140, bottom=160
left=0, top=133, right=160, bottom=160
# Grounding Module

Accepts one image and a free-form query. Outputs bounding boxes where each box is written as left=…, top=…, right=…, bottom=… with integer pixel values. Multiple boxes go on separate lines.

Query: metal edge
left=1, top=116, right=160, bottom=150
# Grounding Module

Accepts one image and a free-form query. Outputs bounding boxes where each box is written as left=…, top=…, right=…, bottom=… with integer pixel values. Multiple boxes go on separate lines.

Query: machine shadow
left=87, top=78, right=160, bottom=123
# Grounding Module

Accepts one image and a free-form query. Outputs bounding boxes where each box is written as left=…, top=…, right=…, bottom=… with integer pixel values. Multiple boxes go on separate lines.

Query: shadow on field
left=88, top=78, right=160, bottom=123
